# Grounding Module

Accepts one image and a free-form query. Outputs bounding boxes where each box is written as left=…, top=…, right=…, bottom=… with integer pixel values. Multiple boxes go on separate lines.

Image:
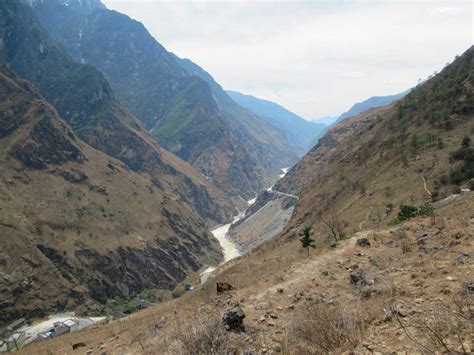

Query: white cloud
left=102, top=0, right=472, bottom=118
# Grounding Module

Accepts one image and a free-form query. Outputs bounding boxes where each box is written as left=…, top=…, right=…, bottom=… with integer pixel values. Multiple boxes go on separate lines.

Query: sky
left=101, top=0, right=473, bottom=120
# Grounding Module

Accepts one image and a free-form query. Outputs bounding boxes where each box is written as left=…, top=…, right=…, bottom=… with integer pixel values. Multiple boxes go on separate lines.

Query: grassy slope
left=18, top=48, right=474, bottom=355
left=0, top=67, right=222, bottom=325
left=1, top=0, right=237, bottom=223
left=281, top=47, right=473, bottom=237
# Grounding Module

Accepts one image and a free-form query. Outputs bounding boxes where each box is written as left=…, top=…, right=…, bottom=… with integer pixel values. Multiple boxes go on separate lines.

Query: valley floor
left=21, top=193, right=473, bottom=354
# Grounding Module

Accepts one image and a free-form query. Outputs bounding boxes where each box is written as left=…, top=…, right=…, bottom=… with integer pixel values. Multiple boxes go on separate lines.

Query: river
left=200, top=167, right=290, bottom=283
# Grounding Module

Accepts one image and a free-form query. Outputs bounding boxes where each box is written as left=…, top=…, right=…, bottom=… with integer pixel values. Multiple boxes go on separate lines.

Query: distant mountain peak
left=24, top=0, right=106, bottom=12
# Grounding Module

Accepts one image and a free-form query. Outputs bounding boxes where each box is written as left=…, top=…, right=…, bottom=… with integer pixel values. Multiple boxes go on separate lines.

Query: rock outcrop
left=0, top=66, right=222, bottom=326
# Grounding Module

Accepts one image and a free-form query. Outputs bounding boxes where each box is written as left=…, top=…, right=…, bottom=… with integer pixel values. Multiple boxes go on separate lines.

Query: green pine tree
left=299, top=226, right=316, bottom=257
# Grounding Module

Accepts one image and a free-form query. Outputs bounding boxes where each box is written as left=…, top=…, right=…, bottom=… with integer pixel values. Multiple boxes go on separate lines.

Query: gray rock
left=227, top=299, right=239, bottom=307
left=395, top=305, right=409, bottom=317
left=349, top=270, right=373, bottom=286
left=0, top=255, right=9, bottom=266
left=417, top=234, right=429, bottom=246
left=383, top=309, right=393, bottom=322
left=361, top=286, right=381, bottom=298
left=453, top=252, right=469, bottom=265
left=356, top=237, right=371, bottom=247
left=461, top=281, right=474, bottom=294
left=265, top=310, right=278, bottom=319
left=222, top=305, right=245, bottom=331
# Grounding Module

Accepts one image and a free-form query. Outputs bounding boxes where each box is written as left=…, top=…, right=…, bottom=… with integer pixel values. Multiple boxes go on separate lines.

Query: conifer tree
left=299, top=226, right=315, bottom=257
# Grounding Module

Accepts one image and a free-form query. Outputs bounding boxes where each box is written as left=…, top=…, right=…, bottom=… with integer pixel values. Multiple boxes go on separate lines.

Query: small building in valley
left=6, top=318, right=25, bottom=333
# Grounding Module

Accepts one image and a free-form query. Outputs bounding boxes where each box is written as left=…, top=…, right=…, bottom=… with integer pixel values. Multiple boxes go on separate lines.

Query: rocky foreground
left=22, top=192, right=473, bottom=354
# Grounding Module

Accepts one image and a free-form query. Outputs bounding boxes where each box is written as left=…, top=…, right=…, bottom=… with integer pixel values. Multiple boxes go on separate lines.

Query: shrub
left=439, top=174, right=449, bottom=185
left=171, top=315, right=238, bottom=354
left=394, top=296, right=473, bottom=353
left=285, top=303, right=370, bottom=353
left=450, top=170, right=464, bottom=185
left=391, top=203, right=435, bottom=224
left=398, top=205, right=419, bottom=221
left=418, top=202, right=434, bottom=217
left=461, top=136, right=471, bottom=147
left=449, top=138, right=474, bottom=185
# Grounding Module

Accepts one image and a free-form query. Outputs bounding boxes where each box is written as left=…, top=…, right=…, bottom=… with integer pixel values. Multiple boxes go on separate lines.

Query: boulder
left=222, top=305, right=245, bottom=331
left=453, top=252, right=469, bottom=265
left=216, top=282, right=234, bottom=294
left=461, top=281, right=474, bottom=293
left=349, top=270, right=373, bottom=286
left=356, top=237, right=371, bottom=247
left=394, top=305, right=409, bottom=318
left=265, top=310, right=278, bottom=319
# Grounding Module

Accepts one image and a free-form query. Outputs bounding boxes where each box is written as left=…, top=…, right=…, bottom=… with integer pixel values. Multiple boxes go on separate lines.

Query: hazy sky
left=101, top=0, right=472, bottom=120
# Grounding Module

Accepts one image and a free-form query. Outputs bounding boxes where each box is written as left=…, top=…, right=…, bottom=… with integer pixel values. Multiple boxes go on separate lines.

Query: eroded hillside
left=18, top=46, right=474, bottom=355
left=29, top=0, right=298, bottom=199
left=0, top=0, right=237, bottom=224
left=0, top=67, right=223, bottom=325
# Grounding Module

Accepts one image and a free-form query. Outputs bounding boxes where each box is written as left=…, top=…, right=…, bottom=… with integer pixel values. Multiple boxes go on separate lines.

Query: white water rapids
left=200, top=167, right=290, bottom=283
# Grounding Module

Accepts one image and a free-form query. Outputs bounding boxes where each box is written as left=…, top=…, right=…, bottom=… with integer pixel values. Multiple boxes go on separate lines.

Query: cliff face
left=29, top=0, right=298, bottom=199
left=0, top=0, right=237, bottom=224
left=0, top=67, right=222, bottom=325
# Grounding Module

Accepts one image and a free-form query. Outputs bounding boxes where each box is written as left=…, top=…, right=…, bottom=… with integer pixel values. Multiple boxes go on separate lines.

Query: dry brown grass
left=393, top=295, right=473, bottom=353
left=168, top=314, right=238, bottom=355
left=283, top=301, right=375, bottom=353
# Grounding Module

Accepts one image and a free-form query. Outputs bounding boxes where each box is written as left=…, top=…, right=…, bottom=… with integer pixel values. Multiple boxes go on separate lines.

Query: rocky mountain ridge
left=0, top=67, right=223, bottom=325
left=1, top=0, right=237, bottom=223
left=29, top=0, right=298, bottom=199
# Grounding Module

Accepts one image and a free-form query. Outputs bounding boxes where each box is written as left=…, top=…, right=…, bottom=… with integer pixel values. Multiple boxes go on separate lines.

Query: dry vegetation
left=20, top=192, right=473, bottom=354
left=13, top=49, right=474, bottom=354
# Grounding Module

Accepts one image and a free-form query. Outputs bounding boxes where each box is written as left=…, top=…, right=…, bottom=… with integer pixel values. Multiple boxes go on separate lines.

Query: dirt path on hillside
left=249, top=235, right=359, bottom=303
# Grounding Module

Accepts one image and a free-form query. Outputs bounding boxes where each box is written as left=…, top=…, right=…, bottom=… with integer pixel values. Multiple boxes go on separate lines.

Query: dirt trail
left=250, top=235, right=360, bottom=303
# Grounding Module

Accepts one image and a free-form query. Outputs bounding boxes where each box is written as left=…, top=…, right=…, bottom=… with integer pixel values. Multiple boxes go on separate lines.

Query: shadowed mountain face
left=0, top=67, right=223, bottom=325
left=29, top=0, right=299, bottom=199
left=0, top=0, right=236, bottom=223
left=226, top=90, right=327, bottom=154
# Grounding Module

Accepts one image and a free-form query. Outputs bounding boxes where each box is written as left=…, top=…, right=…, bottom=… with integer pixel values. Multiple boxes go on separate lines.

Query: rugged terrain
left=0, top=0, right=237, bottom=223
left=232, top=47, right=473, bottom=252
left=20, top=194, right=473, bottom=354
left=0, top=67, right=228, bottom=325
left=29, top=0, right=298, bottom=199
left=16, top=43, right=473, bottom=355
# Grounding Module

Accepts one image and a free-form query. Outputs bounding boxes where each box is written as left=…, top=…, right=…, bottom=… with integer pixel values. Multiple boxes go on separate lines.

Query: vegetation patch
left=390, top=203, right=435, bottom=225
left=449, top=136, right=474, bottom=185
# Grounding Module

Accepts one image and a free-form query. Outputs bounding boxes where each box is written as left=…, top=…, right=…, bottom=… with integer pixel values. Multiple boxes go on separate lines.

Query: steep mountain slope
left=281, top=46, right=473, bottom=236
left=305, top=91, right=408, bottom=149
left=0, top=67, right=223, bottom=325
left=29, top=0, right=298, bottom=198
left=230, top=47, right=473, bottom=252
left=16, top=47, right=474, bottom=355
left=335, top=90, right=408, bottom=124
left=227, top=90, right=327, bottom=154
left=0, top=0, right=236, bottom=222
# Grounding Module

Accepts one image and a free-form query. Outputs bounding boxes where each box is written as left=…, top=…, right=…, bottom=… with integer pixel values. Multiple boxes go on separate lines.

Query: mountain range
left=227, top=90, right=327, bottom=154
left=335, top=90, right=409, bottom=124
left=20, top=45, right=474, bottom=355
left=28, top=0, right=302, bottom=199
left=0, top=0, right=239, bottom=324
